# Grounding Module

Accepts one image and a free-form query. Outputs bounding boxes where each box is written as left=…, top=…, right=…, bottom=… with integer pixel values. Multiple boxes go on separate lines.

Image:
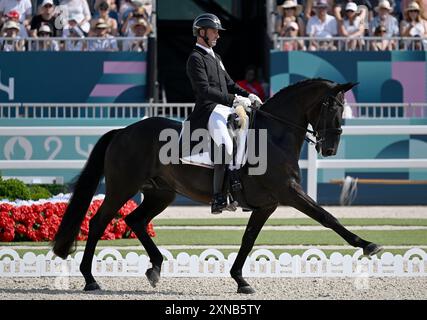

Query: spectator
left=36, top=24, right=59, bottom=50
left=88, top=18, right=117, bottom=51
left=59, top=0, right=91, bottom=35
left=0, top=0, right=32, bottom=31
left=400, top=1, right=427, bottom=49
left=63, top=21, right=85, bottom=51
left=120, top=0, right=151, bottom=25
left=90, top=1, right=117, bottom=35
left=123, top=17, right=148, bottom=51
left=237, top=65, right=266, bottom=102
left=281, top=21, right=306, bottom=50
left=4, top=10, right=27, bottom=38
left=306, top=0, right=338, bottom=50
left=371, top=24, right=394, bottom=49
left=339, top=2, right=365, bottom=50
left=370, top=0, right=399, bottom=37
left=0, top=20, right=25, bottom=50
left=277, top=0, right=305, bottom=37
left=121, top=5, right=150, bottom=36
left=401, top=0, right=427, bottom=19
left=30, top=0, right=60, bottom=37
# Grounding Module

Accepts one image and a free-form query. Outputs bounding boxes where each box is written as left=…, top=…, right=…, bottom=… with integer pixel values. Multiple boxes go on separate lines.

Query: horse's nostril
left=325, top=148, right=335, bottom=156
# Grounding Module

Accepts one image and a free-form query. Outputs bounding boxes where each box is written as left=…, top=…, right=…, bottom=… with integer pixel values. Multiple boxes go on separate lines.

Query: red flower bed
left=0, top=199, right=155, bottom=242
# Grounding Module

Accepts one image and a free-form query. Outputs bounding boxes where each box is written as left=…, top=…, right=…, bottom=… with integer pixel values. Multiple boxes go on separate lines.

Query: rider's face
left=201, top=28, right=220, bottom=47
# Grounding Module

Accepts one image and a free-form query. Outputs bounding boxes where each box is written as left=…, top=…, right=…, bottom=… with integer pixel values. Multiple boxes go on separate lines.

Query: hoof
left=237, top=286, right=255, bottom=294
left=83, top=282, right=101, bottom=291
left=145, top=267, right=160, bottom=288
left=363, top=243, right=383, bottom=257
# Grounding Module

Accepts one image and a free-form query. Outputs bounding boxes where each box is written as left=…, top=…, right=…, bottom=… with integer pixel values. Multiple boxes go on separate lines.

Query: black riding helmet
left=192, top=13, right=225, bottom=37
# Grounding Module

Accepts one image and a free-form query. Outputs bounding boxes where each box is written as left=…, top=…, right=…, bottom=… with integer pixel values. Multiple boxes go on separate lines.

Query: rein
left=247, top=95, right=344, bottom=146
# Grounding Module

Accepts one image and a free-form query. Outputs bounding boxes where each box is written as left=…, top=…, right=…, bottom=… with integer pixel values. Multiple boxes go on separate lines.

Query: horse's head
left=308, top=82, right=358, bottom=157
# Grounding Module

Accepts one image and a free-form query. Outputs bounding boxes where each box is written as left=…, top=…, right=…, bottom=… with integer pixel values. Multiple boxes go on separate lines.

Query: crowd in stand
left=0, top=0, right=153, bottom=51
left=275, top=0, right=427, bottom=50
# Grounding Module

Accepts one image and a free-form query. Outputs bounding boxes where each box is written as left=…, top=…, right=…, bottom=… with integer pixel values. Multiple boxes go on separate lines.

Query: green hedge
left=0, top=176, right=57, bottom=201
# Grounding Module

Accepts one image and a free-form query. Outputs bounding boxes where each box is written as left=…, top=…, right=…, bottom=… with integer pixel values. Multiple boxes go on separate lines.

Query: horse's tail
left=52, top=129, right=119, bottom=259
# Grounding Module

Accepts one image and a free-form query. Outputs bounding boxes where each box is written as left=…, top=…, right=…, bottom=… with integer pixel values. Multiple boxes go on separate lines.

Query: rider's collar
left=196, top=43, right=215, bottom=58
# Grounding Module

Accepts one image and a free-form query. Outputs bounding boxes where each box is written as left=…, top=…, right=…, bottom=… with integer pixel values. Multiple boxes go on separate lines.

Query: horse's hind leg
left=80, top=191, right=135, bottom=291
left=287, top=181, right=383, bottom=256
left=124, top=188, right=176, bottom=288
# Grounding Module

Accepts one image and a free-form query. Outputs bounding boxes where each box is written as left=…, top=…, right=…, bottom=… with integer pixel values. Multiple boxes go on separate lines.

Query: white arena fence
left=1, top=103, right=426, bottom=120
left=0, top=37, right=148, bottom=52
left=0, top=247, right=425, bottom=278
left=274, top=36, right=427, bottom=52
left=0, top=125, right=426, bottom=201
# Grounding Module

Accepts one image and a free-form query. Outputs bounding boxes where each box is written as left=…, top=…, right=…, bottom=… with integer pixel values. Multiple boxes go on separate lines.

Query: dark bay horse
left=52, top=78, right=382, bottom=294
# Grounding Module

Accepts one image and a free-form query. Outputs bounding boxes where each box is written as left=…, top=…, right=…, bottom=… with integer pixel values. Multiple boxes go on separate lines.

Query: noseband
left=248, top=95, right=344, bottom=148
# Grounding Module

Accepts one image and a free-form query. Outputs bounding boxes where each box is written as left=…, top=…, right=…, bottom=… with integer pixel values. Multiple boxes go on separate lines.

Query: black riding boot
left=211, top=164, right=227, bottom=214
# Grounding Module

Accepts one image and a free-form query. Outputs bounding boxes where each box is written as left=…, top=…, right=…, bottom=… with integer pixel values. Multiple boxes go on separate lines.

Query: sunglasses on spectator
left=408, top=10, right=419, bottom=13
left=287, top=27, right=297, bottom=31
left=39, top=32, right=50, bottom=36
left=44, top=4, right=53, bottom=8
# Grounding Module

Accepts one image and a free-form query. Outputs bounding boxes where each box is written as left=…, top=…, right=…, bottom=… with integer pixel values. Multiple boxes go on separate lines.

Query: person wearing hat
left=30, top=0, right=60, bottom=37
left=3, top=10, right=28, bottom=38
left=0, top=19, right=25, bottom=51
left=281, top=21, right=306, bottom=50
left=401, top=0, right=427, bottom=19
left=277, top=0, right=305, bottom=37
left=0, top=0, right=32, bottom=27
left=186, top=13, right=261, bottom=214
left=36, top=24, right=59, bottom=51
left=90, top=1, right=118, bottom=36
left=123, top=17, right=148, bottom=51
left=338, top=2, right=365, bottom=50
left=370, top=0, right=399, bottom=37
left=88, top=18, right=118, bottom=51
left=400, top=1, right=427, bottom=49
left=306, top=0, right=338, bottom=50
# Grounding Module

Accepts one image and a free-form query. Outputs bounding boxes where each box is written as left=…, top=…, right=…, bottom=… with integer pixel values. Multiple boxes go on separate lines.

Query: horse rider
left=186, top=13, right=263, bottom=214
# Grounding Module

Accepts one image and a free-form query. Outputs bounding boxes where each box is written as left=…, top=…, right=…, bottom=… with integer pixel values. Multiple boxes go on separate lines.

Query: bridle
left=247, top=95, right=344, bottom=148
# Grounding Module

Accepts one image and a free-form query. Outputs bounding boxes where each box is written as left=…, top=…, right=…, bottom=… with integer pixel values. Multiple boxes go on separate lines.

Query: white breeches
left=207, top=104, right=248, bottom=169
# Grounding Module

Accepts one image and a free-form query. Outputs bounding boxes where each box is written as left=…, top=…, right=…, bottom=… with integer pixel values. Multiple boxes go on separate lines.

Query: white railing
left=1, top=126, right=427, bottom=198
left=274, top=36, right=427, bottom=51
left=0, top=36, right=148, bottom=52
left=350, top=103, right=427, bottom=119
left=300, top=125, right=427, bottom=201
left=1, top=103, right=427, bottom=120
left=0, top=247, right=425, bottom=278
left=0, top=103, right=194, bottom=120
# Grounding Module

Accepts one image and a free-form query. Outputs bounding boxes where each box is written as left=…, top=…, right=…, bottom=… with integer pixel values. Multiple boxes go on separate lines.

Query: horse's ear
left=335, top=82, right=358, bottom=94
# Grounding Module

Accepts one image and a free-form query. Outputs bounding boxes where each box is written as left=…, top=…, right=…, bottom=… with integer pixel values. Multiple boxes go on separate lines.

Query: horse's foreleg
left=286, top=180, right=382, bottom=256
left=230, top=205, right=276, bottom=294
left=124, top=189, right=176, bottom=288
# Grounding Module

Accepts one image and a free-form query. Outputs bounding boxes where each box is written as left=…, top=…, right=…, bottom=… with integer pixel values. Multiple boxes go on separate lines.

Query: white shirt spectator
left=88, top=35, right=118, bottom=51
left=59, top=0, right=91, bottom=33
left=370, top=15, right=399, bottom=37
left=343, top=16, right=363, bottom=35
left=0, top=0, right=32, bottom=23
left=306, top=14, right=338, bottom=37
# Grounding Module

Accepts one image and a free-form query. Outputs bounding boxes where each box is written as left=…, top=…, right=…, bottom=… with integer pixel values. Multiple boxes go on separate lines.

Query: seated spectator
left=281, top=21, right=306, bottom=50
left=121, top=5, right=150, bottom=36
left=400, top=1, right=427, bottom=49
left=90, top=0, right=118, bottom=35
left=306, top=0, right=338, bottom=50
left=63, top=23, right=85, bottom=51
left=237, top=65, right=266, bottom=102
left=370, top=0, right=399, bottom=36
left=4, top=10, right=27, bottom=38
left=30, top=0, right=60, bottom=37
left=0, top=0, right=32, bottom=32
left=59, top=0, right=91, bottom=35
left=0, top=20, right=25, bottom=51
left=120, top=0, right=152, bottom=25
left=276, top=0, right=305, bottom=37
left=401, top=0, right=427, bottom=19
left=123, top=17, right=148, bottom=51
left=338, top=2, right=365, bottom=50
left=88, top=18, right=118, bottom=51
left=371, top=25, right=394, bottom=50
left=35, top=24, right=59, bottom=51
